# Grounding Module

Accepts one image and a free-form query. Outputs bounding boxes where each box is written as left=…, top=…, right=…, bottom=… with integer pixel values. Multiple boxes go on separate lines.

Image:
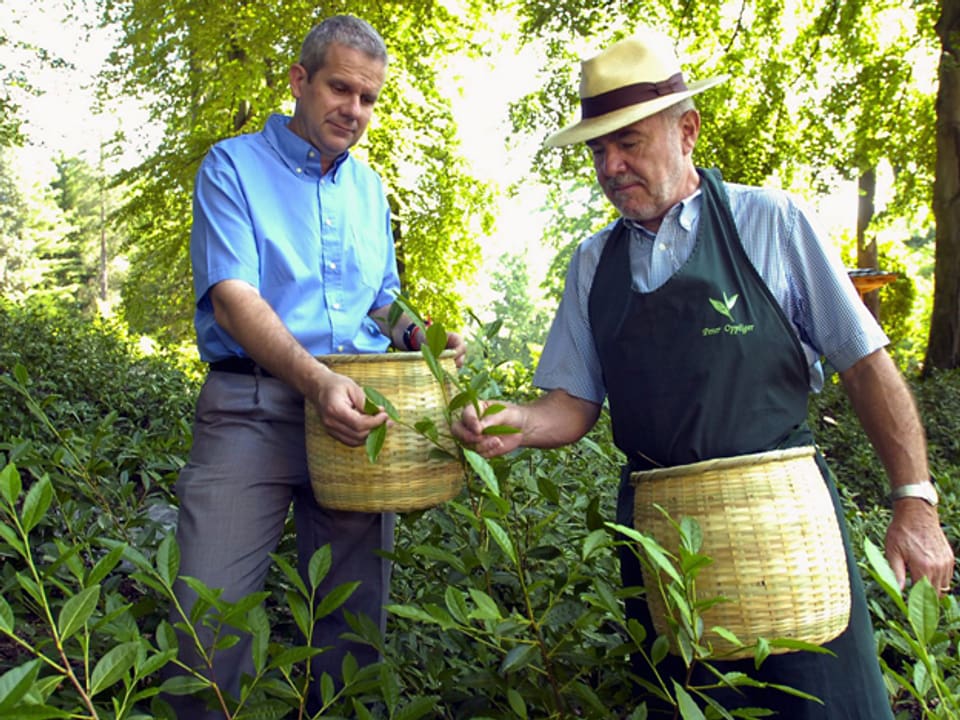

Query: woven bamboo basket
left=631, top=446, right=851, bottom=659
left=305, top=351, right=463, bottom=512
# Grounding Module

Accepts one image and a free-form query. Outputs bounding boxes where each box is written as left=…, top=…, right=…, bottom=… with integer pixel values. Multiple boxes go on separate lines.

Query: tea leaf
left=484, top=518, right=517, bottom=564
left=58, top=585, right=100, bottom=641
left=249, top=605, right=270, bottom=673
left=271, top=553, right=309, bottom=598
left=20, top=475, right=52, bottom=534
left=500, top=644, right=536, bottom=673
left=315, top=581, right=360, bottom=619
left=482, top=403, right=506, bottom=418
left=286, top=591, right=311, bottom=638
left=444, top=586, right=469, bottom=624
left=307, top=545, right=333, bottom=589
left=425, top=323, right=448, bottom=359
left=0, top=464, right=22, bottom=507
left=89, top=641, right=139, bottom=696
left=672, top=680, right=705, bottom=720
left=363, top=387, right=398, bottom=420
left=86, top=544, right=125, bottom=587
left=0, top=596, right=14, bottom=634
left=507, top=688, right=528, bottom=719
left=386, top=603, right=443, bottom=625
left=582, top=529, right=610, bottom=561
left=396, top=695, right=442, bottom=720
left=862, top=538, right=908, bottom=613
left=155, top=534, right=180, bottom=589
left=467, top=588, right=502, bottom=621
left=464, top=449, right=499, bottom=496
left=365, top=423, right=387, bottom=463
left=0, top=658, right=42, bottom=711
left=907, top=579, right=939, bottom=644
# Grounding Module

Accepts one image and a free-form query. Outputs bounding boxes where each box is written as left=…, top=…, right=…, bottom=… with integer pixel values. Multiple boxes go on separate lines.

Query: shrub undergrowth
left=0, top=298, right=957, bottom=718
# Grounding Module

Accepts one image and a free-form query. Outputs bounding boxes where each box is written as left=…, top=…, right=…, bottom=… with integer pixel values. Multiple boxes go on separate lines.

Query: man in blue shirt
left=454, top=28, right=953, bottom=718
left=169, top=15, right=464, bottom=718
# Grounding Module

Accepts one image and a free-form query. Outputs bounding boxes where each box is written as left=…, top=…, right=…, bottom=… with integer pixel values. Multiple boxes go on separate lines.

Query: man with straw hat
left=455, top=28, right=953, bottom=717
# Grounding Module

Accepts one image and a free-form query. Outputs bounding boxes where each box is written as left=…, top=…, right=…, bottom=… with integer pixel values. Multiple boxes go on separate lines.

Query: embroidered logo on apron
left=703, top=289, right=756, bottom=337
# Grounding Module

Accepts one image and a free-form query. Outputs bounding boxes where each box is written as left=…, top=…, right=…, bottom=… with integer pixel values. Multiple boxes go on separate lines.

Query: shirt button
left=332, top=302, right=341, bottom=310
left=329, top=262, right=336, bottom=270
left=295, top=167, right=303, bottom=174
left=308, top=151, right=315, bottom=158
left=659, top=242, right=667, bottom=251
left=337, top=345, right=344, bottom=352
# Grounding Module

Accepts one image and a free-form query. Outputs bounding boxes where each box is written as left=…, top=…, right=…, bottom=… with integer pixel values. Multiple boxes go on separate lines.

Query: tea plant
left=366, top=304, right=824, bottom=718
left=862, top=538, right=960, bottom=720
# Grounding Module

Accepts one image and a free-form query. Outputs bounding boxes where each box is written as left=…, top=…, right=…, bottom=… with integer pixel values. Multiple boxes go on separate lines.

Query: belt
left=209, top=357, right=273, bottom=378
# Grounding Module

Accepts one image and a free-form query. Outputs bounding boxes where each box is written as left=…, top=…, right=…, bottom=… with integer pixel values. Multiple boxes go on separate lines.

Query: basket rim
left=630, top=445, right=816, bottom=484
left=316, top=349, right=456, bottom=365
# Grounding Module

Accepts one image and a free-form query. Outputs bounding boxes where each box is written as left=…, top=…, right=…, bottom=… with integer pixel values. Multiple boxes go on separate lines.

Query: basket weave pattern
left=631, top=446, right=851, bottom=659
left=305, top=352, right=463, bottom=512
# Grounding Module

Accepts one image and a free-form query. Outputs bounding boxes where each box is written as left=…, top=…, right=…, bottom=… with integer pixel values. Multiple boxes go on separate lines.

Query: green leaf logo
left=709, top=292, right=738, bottom=323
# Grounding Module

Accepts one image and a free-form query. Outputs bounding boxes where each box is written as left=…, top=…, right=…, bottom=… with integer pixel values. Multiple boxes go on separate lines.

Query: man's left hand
left=885, top=500, right=955, bottom=596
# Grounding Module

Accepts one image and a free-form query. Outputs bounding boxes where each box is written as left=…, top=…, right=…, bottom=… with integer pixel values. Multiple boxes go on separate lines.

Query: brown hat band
left=581, top=72, right=688, bottom=119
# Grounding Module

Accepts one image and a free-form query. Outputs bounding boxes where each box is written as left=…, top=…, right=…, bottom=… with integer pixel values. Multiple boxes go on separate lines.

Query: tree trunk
left=857, top=167, right=880, bottom=318
left=925, top=0, right=960, bottom=372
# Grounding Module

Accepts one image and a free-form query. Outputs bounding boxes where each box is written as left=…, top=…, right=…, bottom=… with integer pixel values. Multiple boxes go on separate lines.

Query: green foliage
left=100, top=0, right=497, bottom=338
left=863, top=539, right=960, bottom=719
left=0, top=298, right=199, bottom=539
left=0, top=302, right=958, bottom=718
left=507, top=2, right=944, bottom=354
left=486, top=253, right=552, bottom=368
left=47, top=154, right=127, bottom=316
left=0, top=150, right=72, bottom=303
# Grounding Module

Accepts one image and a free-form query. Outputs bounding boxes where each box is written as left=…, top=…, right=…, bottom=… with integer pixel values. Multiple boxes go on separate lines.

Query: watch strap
left=888, top=481, right=938, bottom=506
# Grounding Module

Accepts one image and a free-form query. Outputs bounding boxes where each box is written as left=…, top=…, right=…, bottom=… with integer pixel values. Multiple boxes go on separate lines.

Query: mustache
left=605, top=174, right=644, bottom=190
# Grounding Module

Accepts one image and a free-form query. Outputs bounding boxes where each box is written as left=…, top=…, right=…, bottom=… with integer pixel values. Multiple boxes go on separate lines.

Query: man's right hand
left=309, top=369, right=388, bottom=447
left=452, top=389, right=602, bottom=459
left=452, top=401, right=526, bottom=458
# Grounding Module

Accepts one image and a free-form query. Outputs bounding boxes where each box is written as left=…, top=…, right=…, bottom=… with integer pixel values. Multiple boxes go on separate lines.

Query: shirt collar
left=623, top=185, right=703, bottom=238
left=263, top=113, right=350, bottom=181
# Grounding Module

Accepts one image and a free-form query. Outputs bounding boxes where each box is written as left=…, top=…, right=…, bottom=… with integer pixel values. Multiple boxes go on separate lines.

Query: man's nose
left=601, top=145, right=627, bottom=176
left=343, top=94, right=363, bottom=118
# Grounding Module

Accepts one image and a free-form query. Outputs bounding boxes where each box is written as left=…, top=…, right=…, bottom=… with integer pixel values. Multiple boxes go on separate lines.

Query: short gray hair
left=299, top=15, right=388, bottom=78
left=663, top=97, right=696, bottom=119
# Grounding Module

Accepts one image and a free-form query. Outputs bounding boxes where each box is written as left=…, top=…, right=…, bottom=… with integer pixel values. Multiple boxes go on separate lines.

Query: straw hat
left=545, top=29, right=727, bottom=147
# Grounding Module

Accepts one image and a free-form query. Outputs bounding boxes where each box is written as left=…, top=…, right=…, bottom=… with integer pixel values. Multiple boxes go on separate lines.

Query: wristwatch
left=888, top=481, right=939, bottom=507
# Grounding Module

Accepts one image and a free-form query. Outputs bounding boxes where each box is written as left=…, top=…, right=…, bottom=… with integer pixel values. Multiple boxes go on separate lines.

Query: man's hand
left=839, top=349, right=955, bottom=596
left=453, top=401, right=526, bottom=458
left=885, top=499, right=955, bottom=595
left=452, top=389, right=601, bottom=458
left=445, top=331, right=467, bottom=368
left=309, top=370, right=388, bottom=447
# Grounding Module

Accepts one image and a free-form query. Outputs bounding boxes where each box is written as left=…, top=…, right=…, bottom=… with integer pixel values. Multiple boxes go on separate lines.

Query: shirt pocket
left=343, top=222, right=388, bottom=294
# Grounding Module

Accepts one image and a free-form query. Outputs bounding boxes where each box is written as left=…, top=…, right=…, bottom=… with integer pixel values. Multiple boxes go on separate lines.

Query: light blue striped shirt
left=191, top=113, right=400, bottom=362
left=534, top=182, right=888, bottom=403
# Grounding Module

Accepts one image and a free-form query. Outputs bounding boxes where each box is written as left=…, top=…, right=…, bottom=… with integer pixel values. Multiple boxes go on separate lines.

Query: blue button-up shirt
left=191, top=113, right=401, bottom=362
left=535, top=182, right=888, bottom=403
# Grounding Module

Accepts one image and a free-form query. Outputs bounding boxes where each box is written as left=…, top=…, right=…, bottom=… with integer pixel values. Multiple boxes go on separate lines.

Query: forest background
left=1, top=0, right=959, bottom=368
left=1, top=0, right=959, bottom=718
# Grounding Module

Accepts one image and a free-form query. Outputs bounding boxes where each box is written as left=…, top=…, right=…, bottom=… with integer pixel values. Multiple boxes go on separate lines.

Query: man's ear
left=679, top=109, right=701, bottom=155
left=289, top=63, right=308, bottom=99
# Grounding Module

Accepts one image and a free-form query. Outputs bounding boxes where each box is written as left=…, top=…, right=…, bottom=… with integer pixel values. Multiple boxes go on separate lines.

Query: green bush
left=0, top=300, right=957, bottom=718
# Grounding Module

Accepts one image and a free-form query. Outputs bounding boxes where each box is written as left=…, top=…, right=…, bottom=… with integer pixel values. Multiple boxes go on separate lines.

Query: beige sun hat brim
left=545, top=74, right=728, bottom=147
left=544, top=29, right=728, bottom=148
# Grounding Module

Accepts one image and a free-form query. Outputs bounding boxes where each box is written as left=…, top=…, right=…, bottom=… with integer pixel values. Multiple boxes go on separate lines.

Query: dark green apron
left=589, top=168, right=892, bottom=718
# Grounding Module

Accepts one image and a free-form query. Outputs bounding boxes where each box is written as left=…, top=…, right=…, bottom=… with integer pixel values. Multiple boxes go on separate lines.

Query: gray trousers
left=166, top=371, right=395, bottom=719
